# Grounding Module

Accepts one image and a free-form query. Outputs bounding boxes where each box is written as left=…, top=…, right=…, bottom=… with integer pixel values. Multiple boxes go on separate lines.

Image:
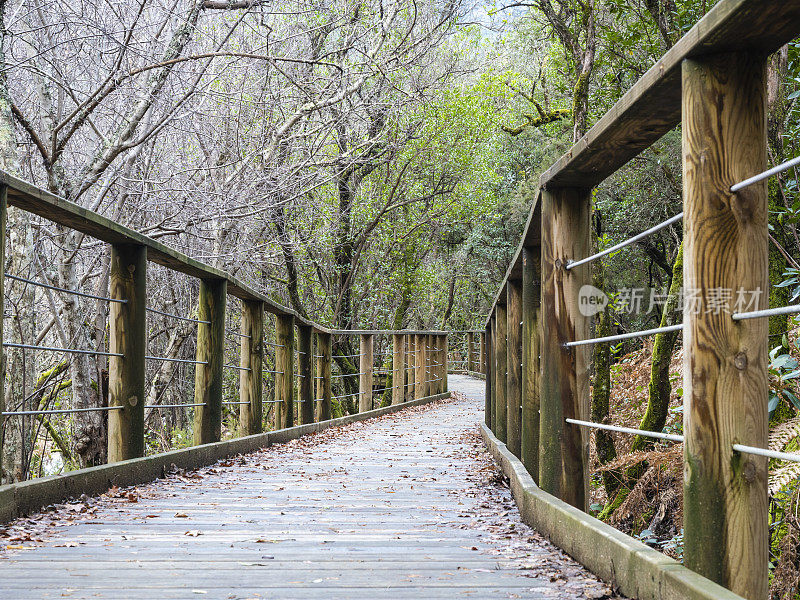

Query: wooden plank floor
left=0, top=375, right=620, bottom=599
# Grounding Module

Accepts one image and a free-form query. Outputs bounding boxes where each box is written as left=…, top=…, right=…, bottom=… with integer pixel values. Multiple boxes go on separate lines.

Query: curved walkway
left=0, top=375, right=619, bottom=599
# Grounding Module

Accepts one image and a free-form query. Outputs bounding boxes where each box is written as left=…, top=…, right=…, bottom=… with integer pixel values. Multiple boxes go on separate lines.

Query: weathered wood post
left=467, top=332, right=474, bottom=373
left=392, top=333, right=405, bottom=405
left=239, top=300, right=263, bottom=436
left=316, top=332, right=332, bottom=421
left=297, top=324, right=313, bottom=424
left=506, top=280, right=522, bottom=458
left=415, top=333, right=427, bottom=399
left=275, top=314, right=294, bottom=429
left=494, top=302, right=508, bottom=443
left=539, top=187, right=590, bottom=510
left=521, top=246, right=541, bottom=480
left=359, top=334, right=373, bottom=412
left=485, top=320, right=492, bottom=427
left=193, top=279, right=226, bottom=445
left=682, top=52, right=768, bottom=599
left=407, top=334, right=415, bottom=399
left=108, top=244, right=147, bottom=461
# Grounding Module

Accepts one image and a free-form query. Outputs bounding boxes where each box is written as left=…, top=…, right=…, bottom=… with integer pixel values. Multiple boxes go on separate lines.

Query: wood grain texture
left=494, top=304, right=508, bottom=444
left=506, top=281, right=522, bottom=458
left=521, top=246, right=541, bottom=482
left=275, top=315, right=295, bottom=429
left=193, top=279, right=226, bottom=445
left=239, top=301, right=264, bottom=436
left=539, top=188, right=590, bottom=510
left=108, top=244, right=147, bottom=462
left=316, top=332, right=332, bottom=422
left=682, top=52, right=768, bottom=600
left=298, top=325, right=314, bottom=425
left=392, top=334, right=405, bottom=405
left=359, top=334, right=374, bottom=412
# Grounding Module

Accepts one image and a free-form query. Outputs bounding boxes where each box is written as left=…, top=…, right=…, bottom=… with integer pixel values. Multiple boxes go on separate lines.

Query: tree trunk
left=590, top=257, right=619, bottom=496
left=3, top=208, right=36, bottom=482
left=631, top=243, right=683, bottom=454
left=57, top=230, right=105, bottom=467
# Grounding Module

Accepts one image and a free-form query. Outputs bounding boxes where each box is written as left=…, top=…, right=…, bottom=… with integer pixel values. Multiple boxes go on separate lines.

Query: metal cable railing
left=146, top=355, right=207, bottom=365
left=565, top=324, right=683, bottom=348
left=2, top=405, right=124, bottom=417
left=566, top=213, right=684, bottom=271
left=3, top=342, right=123, bottom=357
left=146, top=307, right=209, bottom=324
left=730, top=155, right=800, bottom=192
left=566, top=418, right=683, bottom=443
left=5, top=273, right=126, bottom=304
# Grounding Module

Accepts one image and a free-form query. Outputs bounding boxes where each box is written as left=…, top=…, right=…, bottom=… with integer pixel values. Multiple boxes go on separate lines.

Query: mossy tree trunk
left=590, top=257, right=619, bottom=496
left=631, top=243, right=683, bottom=454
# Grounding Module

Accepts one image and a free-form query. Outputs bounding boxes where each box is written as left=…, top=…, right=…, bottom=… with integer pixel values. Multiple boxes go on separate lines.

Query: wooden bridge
left=3, top=1, right=800, bottom=599
left=0, top=376, right=624, bottom=600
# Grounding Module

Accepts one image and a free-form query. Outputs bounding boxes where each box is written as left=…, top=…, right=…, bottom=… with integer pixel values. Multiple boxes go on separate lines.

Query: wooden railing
left=0, top=171, right=448, bottom=472
left=482, top=1, right=800, bottom=599
left=446, top=330, right=487, bottom=376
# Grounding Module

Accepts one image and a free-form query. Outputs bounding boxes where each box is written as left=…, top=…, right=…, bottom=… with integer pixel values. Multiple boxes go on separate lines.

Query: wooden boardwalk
left=0, top=375, right=618, bottom=599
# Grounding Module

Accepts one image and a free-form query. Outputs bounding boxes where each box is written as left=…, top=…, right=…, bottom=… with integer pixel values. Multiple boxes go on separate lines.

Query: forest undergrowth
left=591, top=330, right=800, bottom=599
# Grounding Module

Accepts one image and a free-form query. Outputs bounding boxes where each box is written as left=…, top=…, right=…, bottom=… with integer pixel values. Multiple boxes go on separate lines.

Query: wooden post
left=485, top=321, right=492, bottom=427
left=406, top=334, right=415, bottom=401
left=275, top=314, right=294, bottom=429
left=539, top=187, right=591, bottom=510
left=193, top=279, right=226, bottom=445
left=494, top=303, right=508, bottom=443
left=682, top=52, right=768, bottom=599
left=108, top=244, right=147, bottom=462
left=521, top=246, right=542, bottom=481
left=467, top=332, right=474, bottom=373
left=414, top=334, right=426, bottom=399
left=392, top=334, right=405, bottom=405
left=316, top=332, right=332, bottom=421
left=297, top=324, right=313, bottom=424
left=239, top=301, right=264, bottom=436
left=506, top=280, right=522, bottom=458
left=359, top=334, right=373, bottom=412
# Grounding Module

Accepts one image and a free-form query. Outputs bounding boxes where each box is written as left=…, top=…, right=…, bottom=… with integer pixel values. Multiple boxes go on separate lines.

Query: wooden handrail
left=0, top=172, right=452, bottom=502
left=481, top=1, right=800, bottom=598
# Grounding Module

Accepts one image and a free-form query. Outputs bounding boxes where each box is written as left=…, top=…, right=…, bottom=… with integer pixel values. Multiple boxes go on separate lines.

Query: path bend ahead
left=0, top=375, right=621, bottom=599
